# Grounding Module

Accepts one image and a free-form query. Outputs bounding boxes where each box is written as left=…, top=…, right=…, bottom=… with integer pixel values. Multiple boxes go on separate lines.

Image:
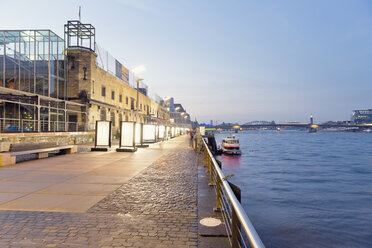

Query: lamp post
left=136, top=78, right=144, bottom=123
left=132, top=65, right=146, bottom=123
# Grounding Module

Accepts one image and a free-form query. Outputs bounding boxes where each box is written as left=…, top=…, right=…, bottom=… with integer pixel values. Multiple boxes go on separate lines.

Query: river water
left=215, top=130, right=372, bottom=248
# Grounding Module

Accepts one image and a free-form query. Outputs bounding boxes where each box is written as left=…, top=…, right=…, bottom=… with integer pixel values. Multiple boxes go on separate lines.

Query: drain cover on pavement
left=200, top=217, right=222, bottom=227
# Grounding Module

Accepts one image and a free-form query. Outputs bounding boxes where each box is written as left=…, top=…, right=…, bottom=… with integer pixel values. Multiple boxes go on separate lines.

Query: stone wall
left=0, top=132, right=95, bottom=152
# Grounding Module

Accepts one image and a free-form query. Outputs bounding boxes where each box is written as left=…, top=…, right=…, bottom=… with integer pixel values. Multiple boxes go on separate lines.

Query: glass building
left=352, top=109, right=372, bottom=124
left=0, top=30, right=86, bottom=132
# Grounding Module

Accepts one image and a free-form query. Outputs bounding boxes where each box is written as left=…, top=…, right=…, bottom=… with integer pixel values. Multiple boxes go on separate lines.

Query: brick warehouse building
left=0, top=20, right=189, bottom=140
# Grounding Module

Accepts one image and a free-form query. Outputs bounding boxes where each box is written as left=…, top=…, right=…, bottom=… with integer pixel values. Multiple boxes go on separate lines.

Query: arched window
left=100, top=109, right=106, bottom=121
left=110, top=111, right=115, bottom=126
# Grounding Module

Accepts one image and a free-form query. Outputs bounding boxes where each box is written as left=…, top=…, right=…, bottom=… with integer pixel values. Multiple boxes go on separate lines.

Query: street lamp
left=132, top=65, right=146, bottom=123
left=136, top=78, right=144, bottom=123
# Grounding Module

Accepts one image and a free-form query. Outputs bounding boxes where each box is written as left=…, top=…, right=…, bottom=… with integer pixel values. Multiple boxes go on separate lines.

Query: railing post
left=229, top=182, right=242, bottom=248
left=204, top=149, right=209, bottom=170
left=209, top=157, right=214, bottom=186
left=215, top=176, right=221, bottom=211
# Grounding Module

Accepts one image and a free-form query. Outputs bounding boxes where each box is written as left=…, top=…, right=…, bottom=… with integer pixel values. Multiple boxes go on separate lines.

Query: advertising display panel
left=200, top=126, right=206, bottom=136
left=115, top=59, right=129, bottom=83
left=135, top=123, right=142, bottom=145
left=159, top=125, right=165, bottom=139
left=120, top=122, right=135, bottom=147
left=171, top=127, right=175, bottom=138
left=155, top=125, right=159, bottom=141
left=143, top=124, right=156, bottom=143
left=95, top=121, right=111, bottom=147
left=166, top=126, right=170, bottom=139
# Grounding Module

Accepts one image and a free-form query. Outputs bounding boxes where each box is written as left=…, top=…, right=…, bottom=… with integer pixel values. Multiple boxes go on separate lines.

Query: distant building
left=163, top=99, right=191, bottom=128
left=352, top=109, right=372, bottom=123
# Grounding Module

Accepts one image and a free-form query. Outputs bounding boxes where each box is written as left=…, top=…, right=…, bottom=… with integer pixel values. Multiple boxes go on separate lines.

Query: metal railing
left=0, top=118, right=86, bottom=133
left=201, top=138, right=265, bottom=248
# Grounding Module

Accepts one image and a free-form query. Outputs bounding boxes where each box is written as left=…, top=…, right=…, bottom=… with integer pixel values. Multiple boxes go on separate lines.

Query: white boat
left=221, top=134, right=241, bottom=155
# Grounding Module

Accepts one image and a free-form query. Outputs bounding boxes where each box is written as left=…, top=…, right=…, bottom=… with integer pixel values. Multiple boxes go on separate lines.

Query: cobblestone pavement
left=0, top=145, right=198, bottom=248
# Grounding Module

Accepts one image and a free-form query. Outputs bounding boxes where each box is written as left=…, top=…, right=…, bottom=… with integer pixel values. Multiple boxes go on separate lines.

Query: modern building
left=0, top=29, right=87, bottom=132
left=163, top=97, right=191, bottom=128
left=0, top=20, right=178, bottom=134
left=352, top=109, right=372, bottom=124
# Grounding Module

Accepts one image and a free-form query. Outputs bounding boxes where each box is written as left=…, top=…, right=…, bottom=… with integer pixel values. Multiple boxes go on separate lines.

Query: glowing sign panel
left=166, top=126, right=170, bottom=139
left=135, top=123, right=142, bottom=145
left=143, top=124, right=156, bottom=142
left=120, top=122, right=135, bottom=147
left=159, top=125, right=165, bottom=139
left=96, top=121, right=111, bottom=146
left=171, top=127, right=175, bottom=138
left=200, top=126, right=205, bottom=136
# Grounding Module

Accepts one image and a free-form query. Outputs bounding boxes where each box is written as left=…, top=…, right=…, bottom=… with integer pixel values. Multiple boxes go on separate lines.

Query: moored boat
left=221, top=134, right=241, bottom=155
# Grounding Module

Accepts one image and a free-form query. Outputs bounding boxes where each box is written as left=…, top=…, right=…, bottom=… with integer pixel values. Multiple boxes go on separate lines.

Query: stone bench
left=0, top=142, right=77, bottom=167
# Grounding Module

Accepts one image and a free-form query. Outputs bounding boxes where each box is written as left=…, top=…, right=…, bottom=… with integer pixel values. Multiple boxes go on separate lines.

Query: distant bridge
left=213, top=123, right=372, bottom=130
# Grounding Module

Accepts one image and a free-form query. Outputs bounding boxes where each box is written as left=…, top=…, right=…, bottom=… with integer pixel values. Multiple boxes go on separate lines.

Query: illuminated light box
left=166, top=126, right=170, bottom=139
left=200, top=126, right=206, bottom=136
left=159, top=125, right=165, bottom=139
left=91, top=121, right=111, bottom=151
left=155, top=125, right=159, bottom=141
left=135, top=123, right=142, bottom=145
left=120, top=122, right=135, bottom=147
left=171, top=127, right=175, bottom=138
left=117, top=121, right=137, bottom=152
left=143, top=124, right=156, bottom=143
left=175, top=127, right=180, bottom=136
left=135, top=123, right=149, bottom=148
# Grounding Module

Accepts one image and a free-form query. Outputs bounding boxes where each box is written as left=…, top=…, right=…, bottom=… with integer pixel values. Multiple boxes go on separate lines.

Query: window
left=126, top=97, right=128, bottom=105
left=111, top=91, right=115, bottom=100
left=102, top=86, right=106, bottom=97
left=119, top=94, right=122, bottom=103
left=110, top=111, right=115, bottom=126
left=140, top=104, right=142, bottom=110
left=100, top=109, right=106, bottom=120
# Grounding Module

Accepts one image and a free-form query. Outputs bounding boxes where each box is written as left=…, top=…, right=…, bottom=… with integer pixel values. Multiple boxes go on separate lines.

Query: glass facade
left=0, top=29, right=87, bottom=133
left=0, top=30, right=66, bottom=98
left=352, top=109, right=372, bottom=124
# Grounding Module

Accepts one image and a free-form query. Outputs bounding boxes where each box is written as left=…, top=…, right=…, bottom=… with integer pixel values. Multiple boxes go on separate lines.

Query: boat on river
left=221, top=134, right=241, bottom=155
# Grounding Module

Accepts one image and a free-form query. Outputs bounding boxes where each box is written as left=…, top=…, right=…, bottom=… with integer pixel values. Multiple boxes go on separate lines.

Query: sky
left=1, top=0, right=372, bottom=123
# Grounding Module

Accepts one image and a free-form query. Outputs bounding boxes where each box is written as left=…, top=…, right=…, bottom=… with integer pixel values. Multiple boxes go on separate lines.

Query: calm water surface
left=215, top=130, right=372, bottom=248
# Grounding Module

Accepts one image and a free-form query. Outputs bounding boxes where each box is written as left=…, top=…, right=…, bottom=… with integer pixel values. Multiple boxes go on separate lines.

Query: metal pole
left=37, top=96, right=40, bottom=132
left=136, top=77, right=139, bottom=123
left=18, top=32, right=21, bottom=90
left=216, top=176, right=221, bottom=211
left=2, top=31, right=5, bottom=87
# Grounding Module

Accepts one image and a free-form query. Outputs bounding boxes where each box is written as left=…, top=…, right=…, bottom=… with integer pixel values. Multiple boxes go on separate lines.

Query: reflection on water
left=215, top=130, right=372, bottom=248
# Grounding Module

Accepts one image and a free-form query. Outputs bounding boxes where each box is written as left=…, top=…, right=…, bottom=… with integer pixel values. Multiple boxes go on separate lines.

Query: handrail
left=201, top=138, right=265, bottom=248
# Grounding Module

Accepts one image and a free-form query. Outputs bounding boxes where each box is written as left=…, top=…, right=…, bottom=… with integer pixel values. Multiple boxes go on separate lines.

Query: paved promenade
left=0, top=136, right=199, bottom=247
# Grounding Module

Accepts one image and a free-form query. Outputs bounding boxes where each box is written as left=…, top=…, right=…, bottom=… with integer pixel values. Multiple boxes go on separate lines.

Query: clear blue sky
left=1, top=0, right=372, bottom=123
